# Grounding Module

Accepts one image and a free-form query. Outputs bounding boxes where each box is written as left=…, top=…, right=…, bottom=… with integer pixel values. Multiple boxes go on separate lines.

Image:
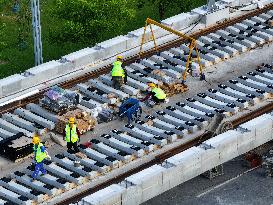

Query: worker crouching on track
left=141, top=82, right=167, bottom=106
left=32, top=132, right=51, bottom=181
left=111, top=55, right=127, bottom=90
left=64, top=117, right=81, bottom=154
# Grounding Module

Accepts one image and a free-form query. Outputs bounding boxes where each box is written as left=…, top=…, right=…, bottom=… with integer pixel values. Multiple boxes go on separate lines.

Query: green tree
left=150, top=0, right=172, bottom=20
left=16, top=0, right=31, bottom=50
left=51, top=0, right=137, bottom=45
left=0, top=22, right=7, bottom=50
left=144, top=0, right=207, bottom=20
left=177, top=0, right=207, bottom=13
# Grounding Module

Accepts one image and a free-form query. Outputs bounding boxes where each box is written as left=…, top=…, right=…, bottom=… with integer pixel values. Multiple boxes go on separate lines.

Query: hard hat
left=69, top=117, right=75, bottom=124
left=117, top=55, right=123, bottom=60
left=32, top=133, right=40, bottom=144
left=147, top=82, right=156, bottom=88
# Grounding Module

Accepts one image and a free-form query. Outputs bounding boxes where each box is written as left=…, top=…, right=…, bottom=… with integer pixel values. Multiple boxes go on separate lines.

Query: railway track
left=1, top=3, right=273, bottom=116
left=1, top=6, right=273, bottom=134
left=0, top=64, right=272, bottom=205
left=1, top=5, right=273, bottom=205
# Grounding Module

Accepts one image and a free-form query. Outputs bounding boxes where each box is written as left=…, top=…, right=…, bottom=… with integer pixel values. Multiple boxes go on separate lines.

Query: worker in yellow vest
left=64, top=117, right=81, bottom=153
left=141, top=82, right=167, bottom=106
left=32, top=132, right=51, bottom=181
left=111, top=55, right=127, bottom=89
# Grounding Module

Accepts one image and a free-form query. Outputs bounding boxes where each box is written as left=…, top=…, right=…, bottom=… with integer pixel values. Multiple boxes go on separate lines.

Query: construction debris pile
left=151, top=69, right=166, bottom=77
left=0, top=132, right=33, bottom=162
left=55, top=109, right=96, bottom=134
left=40, top=86, right=80, bottom=113
left=159, top=83, right=188, bottom=96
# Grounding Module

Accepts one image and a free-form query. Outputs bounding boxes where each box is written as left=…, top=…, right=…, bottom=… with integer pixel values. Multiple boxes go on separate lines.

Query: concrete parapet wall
left=220, top=0, right=253, bottom=7
left=120, top=181, right=142, bottom=205
left=240, top=114, right=273, bottom=147
left=96, top=36, right=131, bottom=59
left=81, top=184, right=125, bottom=205
left=0, top=74, right=25, bottom=98
left=23, top=61, right=60, bottom=87
left=261, top=0, right=273, bottom=5
left=236, top=128, right=256, bottom=155
left=124, top=165, right=166, bottom=203
left=205, top=130, right=239, bottom=163
left=61, top=47, right=102, bottom=69
left=161, top=12, right=200, bottom=30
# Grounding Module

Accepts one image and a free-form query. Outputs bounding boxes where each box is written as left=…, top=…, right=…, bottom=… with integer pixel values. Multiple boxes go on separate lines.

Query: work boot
left=40, top=172, right=46, bottom=176
left=67, top=149, right=73, bottom=154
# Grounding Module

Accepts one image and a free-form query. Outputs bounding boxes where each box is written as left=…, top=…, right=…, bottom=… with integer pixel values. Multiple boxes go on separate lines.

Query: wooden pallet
left=14, top=152, right=33, bottom=163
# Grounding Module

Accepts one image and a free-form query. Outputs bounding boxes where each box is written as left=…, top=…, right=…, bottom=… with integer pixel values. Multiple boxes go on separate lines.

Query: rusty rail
left=232, top=102, right=273, bottom=126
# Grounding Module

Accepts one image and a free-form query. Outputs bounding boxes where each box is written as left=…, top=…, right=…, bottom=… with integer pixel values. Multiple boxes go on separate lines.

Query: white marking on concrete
left=196, top=166, right=260, bottom=198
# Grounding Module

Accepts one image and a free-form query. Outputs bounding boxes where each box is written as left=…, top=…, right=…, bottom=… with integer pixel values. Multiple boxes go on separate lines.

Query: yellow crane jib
left=139, top=18, right=205, bottom=83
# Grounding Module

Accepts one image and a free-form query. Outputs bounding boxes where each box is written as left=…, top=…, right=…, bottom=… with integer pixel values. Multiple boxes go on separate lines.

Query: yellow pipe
left=146, top=18, right=196, bottom=42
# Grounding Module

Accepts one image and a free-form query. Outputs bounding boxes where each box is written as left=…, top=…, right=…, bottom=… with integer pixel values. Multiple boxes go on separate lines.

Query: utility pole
left=31, top=0, right=43, bottom=66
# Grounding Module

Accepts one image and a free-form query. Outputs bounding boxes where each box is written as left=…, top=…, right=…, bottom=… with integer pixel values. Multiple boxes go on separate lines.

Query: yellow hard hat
left=69, top=117, right=75, bottom=124
left=117, top=55, right=123, bottom=60
left=147, top=82, right=156, bottom=88
left=32, top=133, right=40, bottom=144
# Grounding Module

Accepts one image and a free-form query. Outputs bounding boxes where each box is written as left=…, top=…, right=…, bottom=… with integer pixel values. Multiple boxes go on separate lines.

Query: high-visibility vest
left=65, top=124, right=79, bottom=143
left=152, top=87, right=166, bottom=100
left=111, top=61, right=125, bottom=77
left=34, top=143, right=47, bottom=163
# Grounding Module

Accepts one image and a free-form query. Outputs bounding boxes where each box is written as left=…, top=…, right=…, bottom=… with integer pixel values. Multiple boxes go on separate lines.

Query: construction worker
left=141, top=82, right=167, bottom=105
left=111, top=55, right=127, bottom=89
left=64, top=117, right=81, bottom=153
left=32, top=132, right=50, bottom=181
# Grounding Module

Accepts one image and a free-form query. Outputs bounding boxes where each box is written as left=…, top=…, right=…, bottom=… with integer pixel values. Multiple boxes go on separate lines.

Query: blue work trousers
left=32, top=161, right=46, bottom=179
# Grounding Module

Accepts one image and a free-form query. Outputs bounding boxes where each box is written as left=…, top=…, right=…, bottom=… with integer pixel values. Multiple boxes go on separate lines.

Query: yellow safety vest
left=152, top=87, right=166, bottom=100
left=34, top=143, right=47, bottom=163
left=111, top=61, right=125, bottom=77
left=65, top=124, right=79, bottom=143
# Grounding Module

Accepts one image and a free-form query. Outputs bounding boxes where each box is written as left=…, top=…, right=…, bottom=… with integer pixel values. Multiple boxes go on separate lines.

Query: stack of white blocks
left=81, top=184, right=125, bottom=205
left=165, top=147, right=202, bottom=188
left=205, top=130, right=239, bottom=163
left=240, top=114, right=273, bottom=148
left=124, top=165, right=166, bottom=203
left=79, top=114, right=273, bottom=205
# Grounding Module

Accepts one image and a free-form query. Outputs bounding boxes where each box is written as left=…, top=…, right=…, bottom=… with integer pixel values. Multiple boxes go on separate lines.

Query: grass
left=0, top=0, right=206, bottom=79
